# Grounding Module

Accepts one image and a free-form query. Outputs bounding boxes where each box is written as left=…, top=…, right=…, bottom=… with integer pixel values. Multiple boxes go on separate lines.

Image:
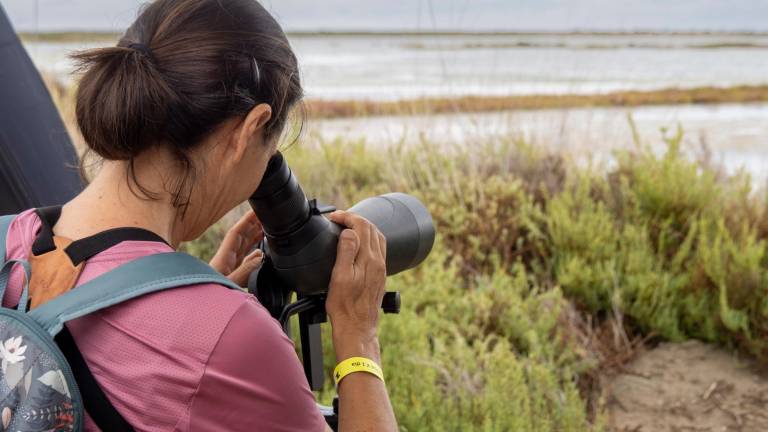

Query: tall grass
left=184, top=126, right=767, bottom=430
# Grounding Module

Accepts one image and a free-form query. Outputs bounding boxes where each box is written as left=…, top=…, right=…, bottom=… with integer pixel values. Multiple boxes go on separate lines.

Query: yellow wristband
left=333, top=357, right=384, bottom=386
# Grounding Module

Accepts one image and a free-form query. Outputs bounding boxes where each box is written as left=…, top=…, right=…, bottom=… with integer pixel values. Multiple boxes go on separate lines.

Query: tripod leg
left=299, top=310, right=325, bottom=390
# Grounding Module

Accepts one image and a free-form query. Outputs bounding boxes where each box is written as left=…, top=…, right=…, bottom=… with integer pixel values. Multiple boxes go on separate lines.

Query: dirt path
left=605, top=340, right=768, bottom=432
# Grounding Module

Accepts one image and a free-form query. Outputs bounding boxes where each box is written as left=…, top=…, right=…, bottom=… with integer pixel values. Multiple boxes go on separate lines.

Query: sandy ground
left=605, top=340, right=768, bottom=432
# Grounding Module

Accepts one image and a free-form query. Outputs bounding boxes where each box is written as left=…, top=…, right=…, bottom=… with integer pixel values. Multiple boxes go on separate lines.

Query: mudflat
left=607, top=341, right=768, bottom=432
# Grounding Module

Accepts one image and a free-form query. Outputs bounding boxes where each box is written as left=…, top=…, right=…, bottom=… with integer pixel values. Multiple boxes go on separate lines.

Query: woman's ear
left=232, top=103, right=272, bottom=162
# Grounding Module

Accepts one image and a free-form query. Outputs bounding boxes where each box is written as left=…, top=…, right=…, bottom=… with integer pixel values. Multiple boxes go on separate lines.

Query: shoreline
left=21, top=36, right=768, bottom=51
left=18, top=29, right=768, bottom=43
left=305, top=85, right=768, bottom=118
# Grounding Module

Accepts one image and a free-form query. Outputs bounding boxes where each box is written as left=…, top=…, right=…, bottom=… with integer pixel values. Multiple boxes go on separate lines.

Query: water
left=308, top=103, right=768, bottom=186
left=292, top=33, right=768, bottom=100
left=22, top=33, right=768, bottom=100
left=18, top=33, right=768, bottom=183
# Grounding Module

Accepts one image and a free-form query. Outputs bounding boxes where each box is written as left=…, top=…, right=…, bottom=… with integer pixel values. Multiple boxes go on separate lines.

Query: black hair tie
left=128, top=43, right=156, bottom=63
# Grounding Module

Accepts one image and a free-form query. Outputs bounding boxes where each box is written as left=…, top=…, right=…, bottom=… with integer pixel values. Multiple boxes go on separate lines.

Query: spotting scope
left=246, top=151, right=435, bottom=412
left=248, top=151, right=435, bottom=314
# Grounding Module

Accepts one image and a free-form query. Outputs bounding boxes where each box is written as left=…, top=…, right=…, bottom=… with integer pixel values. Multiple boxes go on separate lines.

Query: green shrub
left=184, top=128, right=765, bottom=430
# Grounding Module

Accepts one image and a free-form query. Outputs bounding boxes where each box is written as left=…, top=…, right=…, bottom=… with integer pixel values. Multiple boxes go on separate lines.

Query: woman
left=2, top=0, right=397, bottom=430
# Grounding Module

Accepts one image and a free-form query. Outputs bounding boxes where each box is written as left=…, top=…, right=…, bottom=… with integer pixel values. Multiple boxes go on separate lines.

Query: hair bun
left=126, top=43, right=157, bottom=63
left=72, top=44, right=177, bottom=160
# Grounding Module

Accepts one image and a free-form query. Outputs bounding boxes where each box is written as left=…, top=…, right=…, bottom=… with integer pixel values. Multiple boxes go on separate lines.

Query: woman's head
left=73, top=0, right=302, bottom=239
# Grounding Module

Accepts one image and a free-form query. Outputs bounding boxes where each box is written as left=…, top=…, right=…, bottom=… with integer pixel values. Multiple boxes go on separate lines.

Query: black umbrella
left=0, top=4, right=82, bottom=215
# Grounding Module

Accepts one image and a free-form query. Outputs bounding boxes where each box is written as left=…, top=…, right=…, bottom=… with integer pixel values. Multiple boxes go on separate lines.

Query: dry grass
left=42, top=71, right=768, bottom=123
left=18, top=32, right=120, bottom=43
left=305, top=85, right=768, bottom=118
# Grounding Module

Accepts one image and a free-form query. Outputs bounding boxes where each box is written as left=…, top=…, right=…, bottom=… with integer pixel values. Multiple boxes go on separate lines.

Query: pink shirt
left=2, top=209, right=326, bottom=432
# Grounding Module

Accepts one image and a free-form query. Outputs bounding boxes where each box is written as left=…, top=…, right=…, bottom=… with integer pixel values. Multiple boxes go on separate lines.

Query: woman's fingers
left=238, top=224, right=263, bottom=258
left=232, top=209, right=260, bottom=233
left=328, top=211, right=372, bottom=261
left=331, top=229, right=360, bottom=283
left=210, top=235, right=239, bottom=274
left=237, top=210, right=262, bottom=236
left=368, top=224, right=379, bottom=255
left=228, top=211, right=263, bottom=258
left=210, top=210, right=263, bottom=275
left=377, top=231, right=387, bottom=262
left=225, top=248, right=264, bottom=287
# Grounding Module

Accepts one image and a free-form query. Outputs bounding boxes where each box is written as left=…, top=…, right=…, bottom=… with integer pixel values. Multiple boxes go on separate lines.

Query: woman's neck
left=56, top=160, right=183, bottom=248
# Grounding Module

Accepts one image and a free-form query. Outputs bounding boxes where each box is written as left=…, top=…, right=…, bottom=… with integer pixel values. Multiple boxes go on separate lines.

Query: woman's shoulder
left=183, top=287, right=327, bottom=431
left=1, top=207, right=271, bottom=349
left=84, top=280, right=263, bottom=355
left=3, top=208, right=40, bottom=254
left=69, top=283, right=318, bottom=431
left=5, top=207, right=300, bottom=374
left=81, top=283, right=327, bottom=431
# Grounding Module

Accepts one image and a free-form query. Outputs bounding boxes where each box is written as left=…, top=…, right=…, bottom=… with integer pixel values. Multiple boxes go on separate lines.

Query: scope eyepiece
left=249, top=152, right=311, bottom=238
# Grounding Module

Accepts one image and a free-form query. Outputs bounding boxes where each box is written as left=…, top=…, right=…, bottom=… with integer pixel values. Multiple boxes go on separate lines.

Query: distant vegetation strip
left=306, top=85, right=768, bottom=118
left=18, top=31, right=120, bottom=43
left=20, top=31, right=768, bottom=51
left=18, top=30, right=768, bottom=41
left=401, top=42, right=768, bottom=50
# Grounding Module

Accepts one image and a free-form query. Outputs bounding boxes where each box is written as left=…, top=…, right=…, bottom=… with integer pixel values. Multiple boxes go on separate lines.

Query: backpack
left=0, top=214, right=241, bottom=431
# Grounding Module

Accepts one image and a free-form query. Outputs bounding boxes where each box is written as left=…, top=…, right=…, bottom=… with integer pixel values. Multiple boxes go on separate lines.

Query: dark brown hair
left=73, top=0, right=303, bottom=208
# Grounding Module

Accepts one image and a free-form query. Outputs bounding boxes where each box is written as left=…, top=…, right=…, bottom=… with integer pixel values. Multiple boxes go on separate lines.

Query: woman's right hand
left=325, top=210, right=387, bottom=362
left=325, top=210, right=398, bottom=431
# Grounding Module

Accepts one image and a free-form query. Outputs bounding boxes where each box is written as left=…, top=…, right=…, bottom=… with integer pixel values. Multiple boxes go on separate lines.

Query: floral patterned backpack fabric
left=0, top=275, right=81, bottom=432
left=0, top=214, right=240, bottom=432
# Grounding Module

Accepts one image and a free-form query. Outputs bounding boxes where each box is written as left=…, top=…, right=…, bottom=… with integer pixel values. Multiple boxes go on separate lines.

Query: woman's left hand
left=209, top=210, right=265, bottom=286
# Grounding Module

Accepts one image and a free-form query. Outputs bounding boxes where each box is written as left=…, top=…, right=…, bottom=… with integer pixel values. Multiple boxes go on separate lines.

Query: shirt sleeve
left=185, top=296, right=327, bottom=432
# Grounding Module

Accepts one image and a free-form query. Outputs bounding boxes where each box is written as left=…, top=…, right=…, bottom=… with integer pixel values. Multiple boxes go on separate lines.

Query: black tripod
left=245, top=153, right=433, bottom=429
left=249, top=256, right=400, bottom=430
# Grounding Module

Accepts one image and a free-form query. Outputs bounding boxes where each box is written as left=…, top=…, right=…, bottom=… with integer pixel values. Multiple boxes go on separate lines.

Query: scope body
left=248, top=152, right=435, bottom=296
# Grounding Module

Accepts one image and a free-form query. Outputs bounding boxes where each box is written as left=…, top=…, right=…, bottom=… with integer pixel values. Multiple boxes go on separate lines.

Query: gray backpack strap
left=0, top=214, right=17, bottom=261
left=28, top=251, right=242, bottom=335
